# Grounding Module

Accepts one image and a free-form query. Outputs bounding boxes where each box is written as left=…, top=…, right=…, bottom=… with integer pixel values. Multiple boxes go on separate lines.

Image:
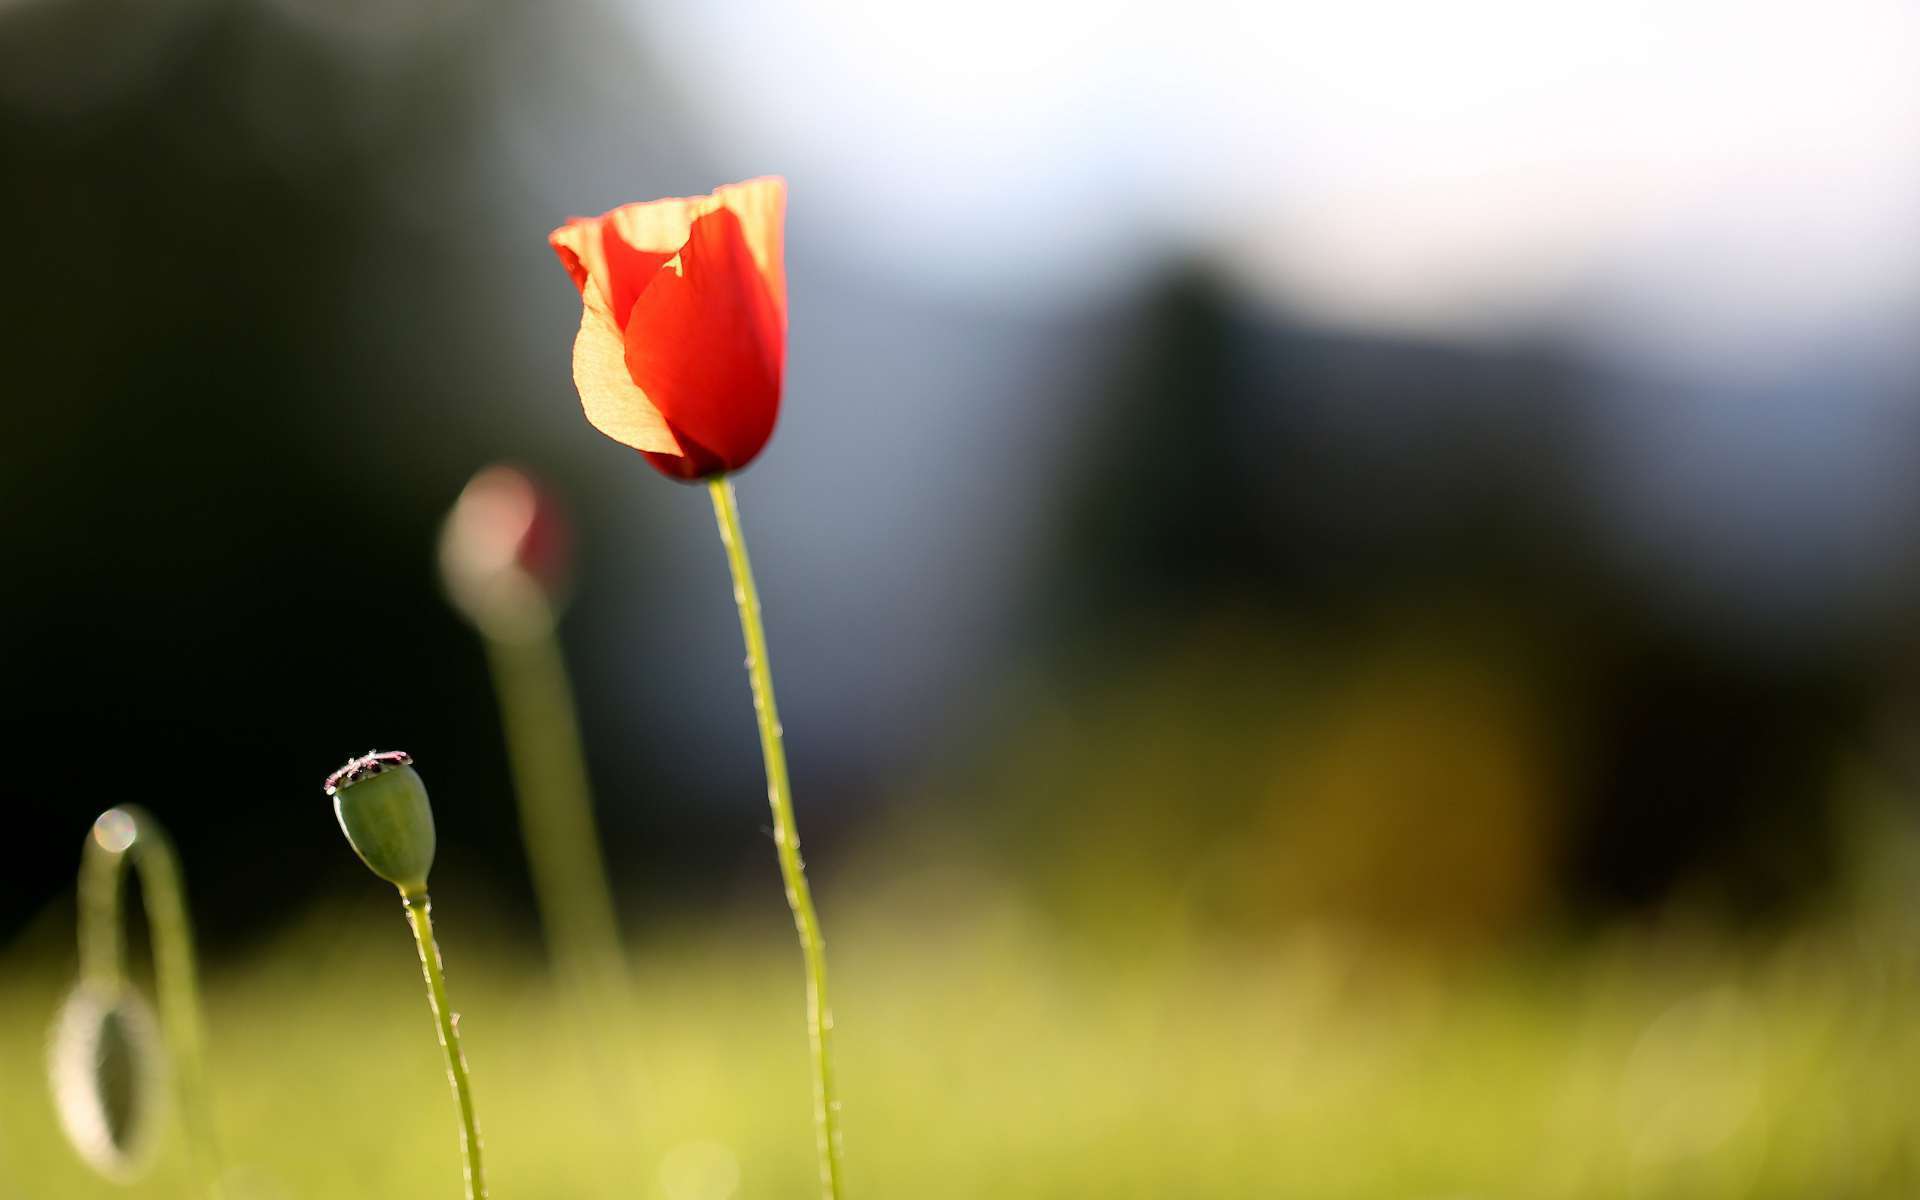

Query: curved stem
left=484, top=626, right=629, bottom=1018
left=708, top=476, right=845, bottom=1200
left=401, top=890, right=487, bottom=1200
left=79, top=807, right=224, bottom=1199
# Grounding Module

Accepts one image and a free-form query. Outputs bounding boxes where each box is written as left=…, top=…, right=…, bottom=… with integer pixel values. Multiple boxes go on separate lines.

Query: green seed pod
left=49, top=981, right=164, bottom=1180
left=326, top=750, right=437, bottom=894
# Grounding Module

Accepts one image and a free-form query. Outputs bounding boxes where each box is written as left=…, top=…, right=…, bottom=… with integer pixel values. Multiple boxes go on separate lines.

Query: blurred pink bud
left=439, top=465, right=572, bottom=637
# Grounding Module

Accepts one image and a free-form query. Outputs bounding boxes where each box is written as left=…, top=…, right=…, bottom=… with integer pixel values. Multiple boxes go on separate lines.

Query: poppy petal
left=707, top=176, right=785, bottom=326
left=549, top=217, right=596, bottom=293
left=570, top=281, right=682, bottom=455
left=549, top=217, right=675, bottom=327
left=561, top=177, right=785, bottom=318
left=622, top=206, right=783, bottom=476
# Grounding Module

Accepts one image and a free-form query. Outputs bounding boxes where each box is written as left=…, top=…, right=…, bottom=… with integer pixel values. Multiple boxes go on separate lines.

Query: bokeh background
left=5, top=0, right=1920, bottom=1195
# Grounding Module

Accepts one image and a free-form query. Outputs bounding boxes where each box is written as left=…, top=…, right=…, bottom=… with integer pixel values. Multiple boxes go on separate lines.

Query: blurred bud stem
left=482, top=615, right=632, bottom=1042
left=78, top=807, right=224, bottom=1199
left=441, top=466, right=630, bottom=1055
left=708, top=476, right=845, bottom=1200
left=400, top=889, right=487, bottom=1200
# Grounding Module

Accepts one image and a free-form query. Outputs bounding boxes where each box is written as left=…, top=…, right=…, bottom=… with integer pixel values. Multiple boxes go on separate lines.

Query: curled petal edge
left=571, top=283, right=681, bottom=455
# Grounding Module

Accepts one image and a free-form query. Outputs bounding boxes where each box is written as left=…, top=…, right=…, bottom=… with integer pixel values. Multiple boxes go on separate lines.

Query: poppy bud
left=549, top=177, right=787, bottom=481
left=49, top=982, right=164, bottom=1180
left=439, top=465, right=572, bottom=641
left=326, top=750, right=437, bottom=895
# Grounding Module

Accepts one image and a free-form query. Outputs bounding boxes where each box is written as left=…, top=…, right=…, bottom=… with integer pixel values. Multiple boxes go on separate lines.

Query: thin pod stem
left=78, top=807, right=224, bottom=1199
left=401, top=890, right=487, bottom=1200
left=483, top=625, right=629, bottom=1019
left=708, top=476, right=845, bottom=1200
left=327, top=753, right=488, bottom=1200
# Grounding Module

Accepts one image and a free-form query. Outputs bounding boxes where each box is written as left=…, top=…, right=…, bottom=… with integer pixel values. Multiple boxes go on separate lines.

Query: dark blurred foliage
left=0, top=0, right=696, bottom=948
left=0, top=0, right=1896, bottom=960
left=999, top=272, right=1867, bottom=941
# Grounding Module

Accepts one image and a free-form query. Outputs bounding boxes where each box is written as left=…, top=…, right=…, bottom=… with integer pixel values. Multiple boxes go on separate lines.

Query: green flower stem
left=401, top=890, right=487, bottom=1200
left=708, top=476, right=845, bottom=1200
left=483, top=625, right=629, bottom=1018
left=79, top=807, right=224, bottom=1199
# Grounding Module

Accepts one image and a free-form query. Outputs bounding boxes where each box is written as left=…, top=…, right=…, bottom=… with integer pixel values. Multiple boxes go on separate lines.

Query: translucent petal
left=596, top=177, right=786, bottom=324
left=570, top=282, right=681, bottom=455
left=624, top=207, right=782, bottom=478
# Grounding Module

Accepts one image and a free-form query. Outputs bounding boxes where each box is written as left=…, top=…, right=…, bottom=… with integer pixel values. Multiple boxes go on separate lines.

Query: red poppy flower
left=549, top=177, right=787, bottom=481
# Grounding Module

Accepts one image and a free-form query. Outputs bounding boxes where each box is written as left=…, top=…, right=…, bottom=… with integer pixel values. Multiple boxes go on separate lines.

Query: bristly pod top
left=326, top=751, right=437, bottom=895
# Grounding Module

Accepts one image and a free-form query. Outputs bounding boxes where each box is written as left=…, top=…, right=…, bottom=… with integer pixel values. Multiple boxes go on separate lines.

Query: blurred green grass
left=1, top=839, right=1914, bottom=1200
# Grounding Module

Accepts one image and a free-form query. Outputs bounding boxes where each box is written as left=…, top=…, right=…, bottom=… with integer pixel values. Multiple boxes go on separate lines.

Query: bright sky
left=632, top=0, right=1920, bottom=368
